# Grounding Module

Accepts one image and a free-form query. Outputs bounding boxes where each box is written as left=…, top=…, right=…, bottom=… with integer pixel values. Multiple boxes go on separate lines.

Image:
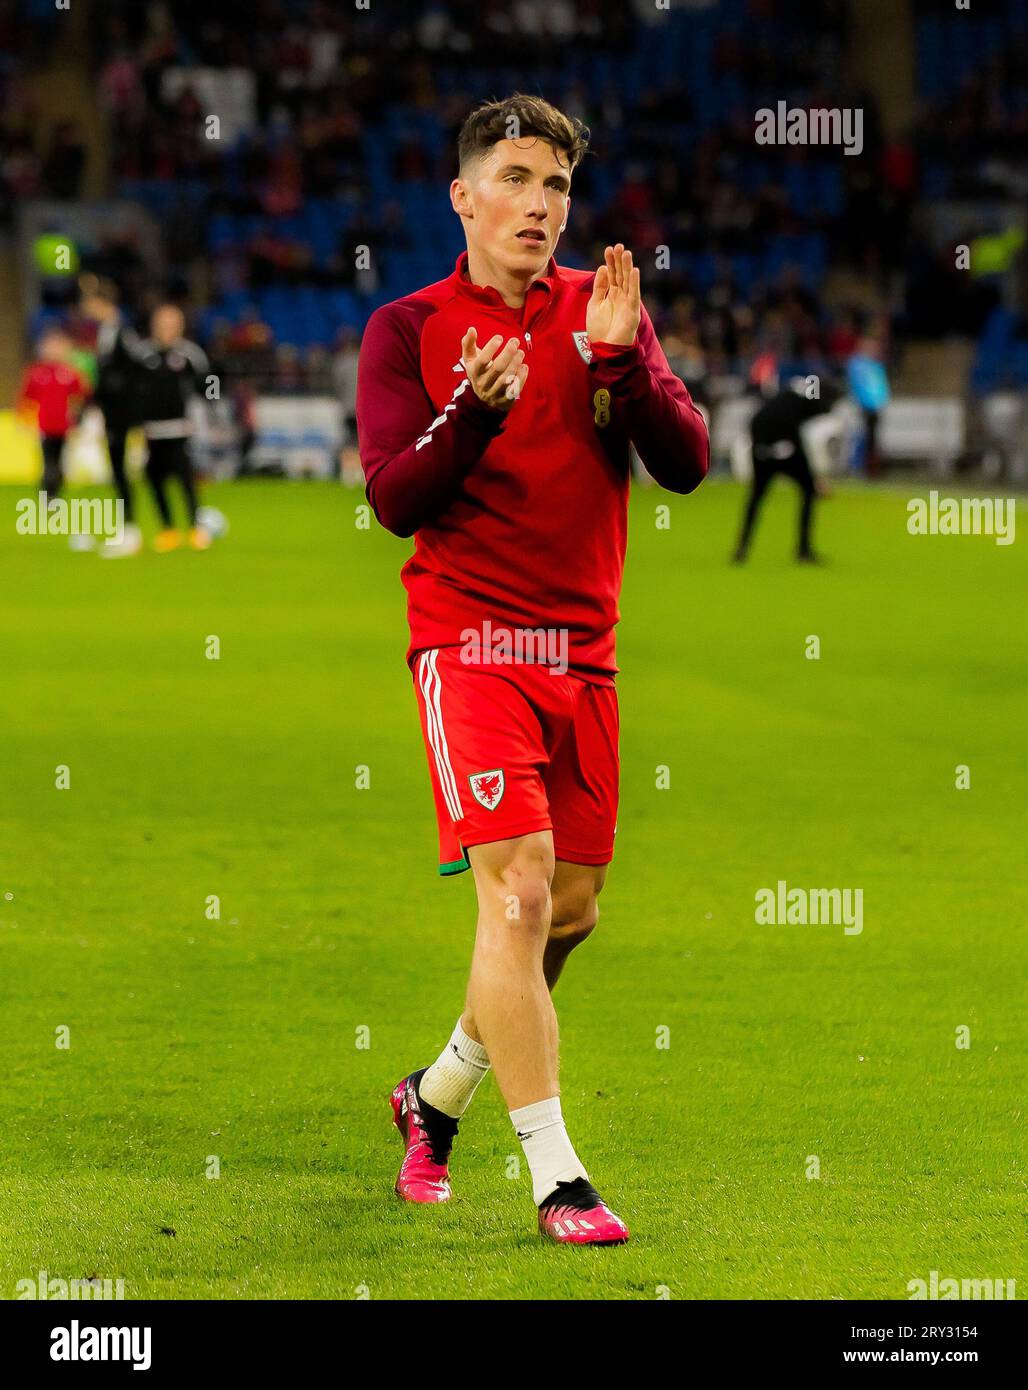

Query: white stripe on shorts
left=418, top=649, right=465, bottom=822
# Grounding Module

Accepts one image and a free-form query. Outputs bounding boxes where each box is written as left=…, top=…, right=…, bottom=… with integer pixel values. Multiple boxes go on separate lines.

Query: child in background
left=16, top=329, right=91, bottom=495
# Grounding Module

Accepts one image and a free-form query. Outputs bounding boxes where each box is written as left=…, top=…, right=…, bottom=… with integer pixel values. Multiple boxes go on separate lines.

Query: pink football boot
left=537, top=1178, right=630, bottom=1245
left=389, top=1069, right=457, bottom=1204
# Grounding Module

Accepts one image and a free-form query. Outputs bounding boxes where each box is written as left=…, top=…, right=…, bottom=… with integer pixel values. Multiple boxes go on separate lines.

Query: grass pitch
left=0, top=476, right=1023, bottom=1300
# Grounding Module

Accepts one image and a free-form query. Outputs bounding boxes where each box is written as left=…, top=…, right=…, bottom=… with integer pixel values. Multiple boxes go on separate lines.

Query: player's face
left=456, top=138, right=571, bottom=276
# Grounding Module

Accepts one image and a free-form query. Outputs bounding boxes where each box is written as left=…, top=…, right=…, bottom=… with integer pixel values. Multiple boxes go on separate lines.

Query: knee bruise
left=494, top=874, right=551, bottom=929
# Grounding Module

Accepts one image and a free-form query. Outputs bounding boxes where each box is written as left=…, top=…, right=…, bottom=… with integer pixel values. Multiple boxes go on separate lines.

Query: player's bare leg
left=390, top=835, right=626, bottom=1239
left=390, top=831, right=554, bottom=1204
left=391, top=832, right=555, bottom=1204
left=458, top=860, right=604, bottom=1035
left=460, top=834, right=626, bottom=1242
left=457, top=863, right=605, bottom=1036
left=465, top=831, right=559, bottom=1108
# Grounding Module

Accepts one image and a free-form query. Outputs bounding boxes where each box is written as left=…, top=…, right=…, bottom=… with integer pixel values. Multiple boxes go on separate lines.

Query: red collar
left=452, top=251, right=557, bottom=306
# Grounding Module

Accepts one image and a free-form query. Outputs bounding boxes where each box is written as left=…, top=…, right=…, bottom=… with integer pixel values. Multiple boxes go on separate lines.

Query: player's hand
left=461, top=328, right=529, bottom=412
left=587, top=244, right=641, bottom=347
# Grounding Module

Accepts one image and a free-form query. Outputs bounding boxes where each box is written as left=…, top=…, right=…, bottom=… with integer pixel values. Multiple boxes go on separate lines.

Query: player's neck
left=464, top=245, right=540, bottom=310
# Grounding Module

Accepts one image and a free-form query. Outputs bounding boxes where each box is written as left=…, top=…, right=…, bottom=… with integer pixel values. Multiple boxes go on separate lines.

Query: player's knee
left=477, top=836, right=555, bottom=935
left=497, top=854, right=553, bottom=930
left=478, top=877, right=552, bottom=952
left=501, top=876, right=552, bottom=932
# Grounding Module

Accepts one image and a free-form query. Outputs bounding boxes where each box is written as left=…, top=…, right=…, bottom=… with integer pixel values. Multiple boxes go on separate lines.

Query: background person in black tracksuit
left=84, top=290, right=144, bottom=554
left=733, top=381, right=840, bottom=564
left=136, top=305, right=211, bottom=551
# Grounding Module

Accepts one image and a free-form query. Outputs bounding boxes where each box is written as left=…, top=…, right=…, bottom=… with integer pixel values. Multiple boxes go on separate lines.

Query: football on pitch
left=196, top=505, right=229, bottom=538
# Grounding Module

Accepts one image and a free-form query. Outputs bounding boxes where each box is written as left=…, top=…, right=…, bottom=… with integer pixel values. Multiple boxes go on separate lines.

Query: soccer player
left=136, top=304, right=212, bottom=552
left=356, top=95, right=709, bottom=1244
left=732, top=381, right=839, bottom=564
left=16, top=329, right=90, bottom=496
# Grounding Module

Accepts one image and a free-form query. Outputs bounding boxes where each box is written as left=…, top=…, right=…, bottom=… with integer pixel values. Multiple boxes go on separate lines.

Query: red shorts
left=412, top=647, right=619, bottom=876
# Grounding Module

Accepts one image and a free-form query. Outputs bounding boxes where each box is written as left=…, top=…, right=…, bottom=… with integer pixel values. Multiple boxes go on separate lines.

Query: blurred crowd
left=5, top=0, right=1026, bottom=403
left=89, top=1, right=868, bottom=388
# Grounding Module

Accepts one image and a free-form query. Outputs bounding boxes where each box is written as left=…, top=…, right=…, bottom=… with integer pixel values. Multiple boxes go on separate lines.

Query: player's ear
left=558, top=196, right=570, bottom=235
left=450, top=177, right=473, bottom=218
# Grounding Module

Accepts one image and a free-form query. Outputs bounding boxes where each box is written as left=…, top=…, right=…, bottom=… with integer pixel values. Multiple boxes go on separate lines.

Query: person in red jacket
left=16, top=329, right=90, bottom=495
left=357, top=94, right=709, bottom=1245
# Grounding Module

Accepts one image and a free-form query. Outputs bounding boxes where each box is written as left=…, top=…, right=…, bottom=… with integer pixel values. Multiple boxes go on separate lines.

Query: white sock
left=418, top=1020, right=491, bottom=1118
left=509, top=1096, right=588, bottom=1205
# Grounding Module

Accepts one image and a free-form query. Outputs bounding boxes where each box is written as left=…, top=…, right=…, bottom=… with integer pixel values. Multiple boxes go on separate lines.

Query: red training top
left=17, top=362, right=90, bottom=437
left=356, top=252, right=708, bottom=680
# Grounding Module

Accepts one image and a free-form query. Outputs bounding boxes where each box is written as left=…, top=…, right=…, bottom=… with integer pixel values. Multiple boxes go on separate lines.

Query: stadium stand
left=6, top=0, right=1027, bottom=478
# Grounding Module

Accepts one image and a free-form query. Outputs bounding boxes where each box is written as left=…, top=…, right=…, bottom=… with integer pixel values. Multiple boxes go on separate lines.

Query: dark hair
left=457, top=93, right=590, bottom=175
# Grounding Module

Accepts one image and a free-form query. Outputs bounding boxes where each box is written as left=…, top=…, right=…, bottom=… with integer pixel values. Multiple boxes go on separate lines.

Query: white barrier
left=877, top=398, right=965, bottom=471
left=252, top=396, right=342, bottom=478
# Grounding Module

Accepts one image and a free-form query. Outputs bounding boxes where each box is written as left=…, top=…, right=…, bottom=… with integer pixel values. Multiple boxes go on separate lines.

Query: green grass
left=0, top=477, right=1024, bottom=1301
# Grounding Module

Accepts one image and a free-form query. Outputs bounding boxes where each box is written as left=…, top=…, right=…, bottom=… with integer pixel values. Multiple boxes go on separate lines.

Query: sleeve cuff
left=457, top=383, right=508, bottom=434
left=588, top=339, right=645, bottom=390
left=589, top=339, right=642, bottom=363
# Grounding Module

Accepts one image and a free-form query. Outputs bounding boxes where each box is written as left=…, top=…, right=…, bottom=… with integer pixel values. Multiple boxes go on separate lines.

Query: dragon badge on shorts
left=468, top=769, right=505, bottom=810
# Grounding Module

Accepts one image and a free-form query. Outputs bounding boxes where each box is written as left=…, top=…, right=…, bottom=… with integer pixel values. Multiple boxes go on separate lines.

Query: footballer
left=356, top=95, right=709, bottom=1245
